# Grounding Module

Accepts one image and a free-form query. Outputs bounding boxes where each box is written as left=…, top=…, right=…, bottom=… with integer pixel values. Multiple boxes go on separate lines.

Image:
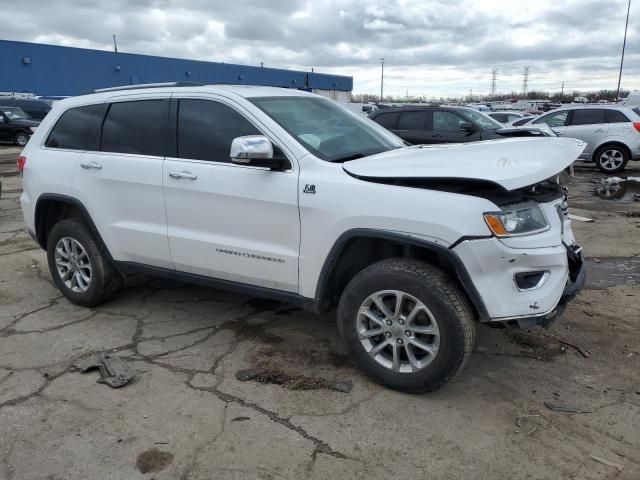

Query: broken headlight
left=484, top=202, right=549, bottom=237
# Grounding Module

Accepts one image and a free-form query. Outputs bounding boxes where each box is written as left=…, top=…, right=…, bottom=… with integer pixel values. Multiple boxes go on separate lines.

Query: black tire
left=337, top=258, right=476, bottom=393
left=14, top=131, right=29, bottom=147
left=595, top=145, right=628, bottom=174
left=47, top=219, right=122, bottom=307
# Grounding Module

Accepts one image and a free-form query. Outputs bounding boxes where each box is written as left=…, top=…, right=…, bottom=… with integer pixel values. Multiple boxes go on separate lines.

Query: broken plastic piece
left=74, top=352, right=134, bottom=388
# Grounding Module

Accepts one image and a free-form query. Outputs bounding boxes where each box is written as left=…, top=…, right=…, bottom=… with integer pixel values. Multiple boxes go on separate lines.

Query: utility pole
left=490, top=68, right=498, bottom=99
left=522, top=66, right=529, bottom=97
left=380, top=58, right=385, bottom=102
left=112, top=34, right=118, bottom=53
left=616, top=0, right=632, bottom=101
left=561, top=81, right=565, bottom=97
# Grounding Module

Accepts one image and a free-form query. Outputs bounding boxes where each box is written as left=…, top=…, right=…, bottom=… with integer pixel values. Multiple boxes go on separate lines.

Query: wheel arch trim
left=34, top=193, right=114, bottom=262
left=314, top=228, right=490, bottom=321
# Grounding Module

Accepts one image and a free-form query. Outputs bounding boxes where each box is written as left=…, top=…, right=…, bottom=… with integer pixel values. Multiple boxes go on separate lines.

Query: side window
left=570, top=109, right=605, bottom=126
left=101, top=100, right=168, bottom=156
left=373, top=112, right=400, bottom=129
left=533, top=111, right=568, bottom=127
left=177, top=99, right=260, bottom=162
left=433, top=111, right=466, bottom=131
left=491, top=113, right=507, bottom=123
left=506, top=114, right=520, bottom=123
left=45, top=104, right=107, bottom=151
left=397, top=111, right=427, bottom=130
left=606, top=110, right=630, bottom=123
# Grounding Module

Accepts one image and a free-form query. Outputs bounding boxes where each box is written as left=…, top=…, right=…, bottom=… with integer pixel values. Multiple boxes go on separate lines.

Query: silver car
left=517, top=105, right=640, bottom=173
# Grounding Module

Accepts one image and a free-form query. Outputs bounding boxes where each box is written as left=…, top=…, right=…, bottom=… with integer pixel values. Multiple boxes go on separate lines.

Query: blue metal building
left=0, top=40, right=353, bottom=97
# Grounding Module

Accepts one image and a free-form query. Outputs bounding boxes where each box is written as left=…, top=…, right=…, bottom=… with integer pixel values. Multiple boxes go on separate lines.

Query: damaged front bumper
left=453, top=237, right=586, bottom=329
left=510, top=244, right=585, bottom=329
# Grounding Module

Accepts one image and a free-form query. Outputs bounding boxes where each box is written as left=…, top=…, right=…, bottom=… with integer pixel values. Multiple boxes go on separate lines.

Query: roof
left=51, top=84, right=318, bottom=109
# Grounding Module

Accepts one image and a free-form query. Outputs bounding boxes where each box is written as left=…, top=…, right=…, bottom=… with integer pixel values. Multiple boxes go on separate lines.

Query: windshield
left=460, top=108, right=503, bottom=130
left=250, top=96, right=403, bottom=162
left=1, top=107, right=30, bottom=120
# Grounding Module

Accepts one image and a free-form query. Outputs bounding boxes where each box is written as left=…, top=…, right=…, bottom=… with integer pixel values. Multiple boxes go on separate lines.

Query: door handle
left=80, top=161, right=102, bottom=170
left=594, top=129, right=606, bottom=133
left=169, top=171, right=197, bottom=180
left=431, top=133, right=442, bottom=138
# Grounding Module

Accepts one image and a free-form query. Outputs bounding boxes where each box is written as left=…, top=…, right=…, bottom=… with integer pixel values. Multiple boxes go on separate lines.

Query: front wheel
left=595, top=146, right=628, bottom=173
left=337, top=258, right=476, bottom=393
left=14, top=132, right=29, bottom=147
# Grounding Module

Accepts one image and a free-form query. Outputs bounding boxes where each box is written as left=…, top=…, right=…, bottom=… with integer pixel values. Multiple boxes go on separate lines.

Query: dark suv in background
left=0, top=97, right=51, bottom=121
left=0, top=106, right=39, bottom=146
left=369, top=105, right=549, bottom=145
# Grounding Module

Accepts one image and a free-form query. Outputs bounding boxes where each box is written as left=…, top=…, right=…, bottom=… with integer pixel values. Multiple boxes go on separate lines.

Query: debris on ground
left=235, top=368, right=353, bottom=393
left=544, top=401, right=592, bottom=414
left=543, top=333, right=592, bottom=358
left=568, top=213, right=594, bottom=222
left=589, top=454, right=624, bottom=472
left=74, top=352, right=135, bottom=388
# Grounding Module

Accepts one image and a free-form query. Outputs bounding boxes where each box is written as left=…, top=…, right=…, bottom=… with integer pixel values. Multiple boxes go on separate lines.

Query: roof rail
left=83, top=82, right=203, bottom=95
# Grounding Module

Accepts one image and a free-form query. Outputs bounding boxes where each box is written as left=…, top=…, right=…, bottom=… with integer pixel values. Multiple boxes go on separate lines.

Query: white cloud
left=2, top=0, right=638, bottom=97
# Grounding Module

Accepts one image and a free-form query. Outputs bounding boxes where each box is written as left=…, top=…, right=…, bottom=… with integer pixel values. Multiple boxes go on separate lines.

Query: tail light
left=633, top=122, right=640, bottom=133
left=17, top=155, right=27, bottom=174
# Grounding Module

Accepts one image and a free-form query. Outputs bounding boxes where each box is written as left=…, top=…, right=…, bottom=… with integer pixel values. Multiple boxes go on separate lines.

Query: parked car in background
left=0, top=106, right=39, bottom=146
left=0, top=97, right=51, bottom=120
left=369, top=106, right=553, bottom=145
left=488, top=111, right=532, bottom=124
left=515, top=106, right=640, bottom=173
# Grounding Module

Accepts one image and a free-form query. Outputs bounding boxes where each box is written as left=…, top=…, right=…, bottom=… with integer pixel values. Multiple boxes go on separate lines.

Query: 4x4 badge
left=303, top=184, right=316, bottom=194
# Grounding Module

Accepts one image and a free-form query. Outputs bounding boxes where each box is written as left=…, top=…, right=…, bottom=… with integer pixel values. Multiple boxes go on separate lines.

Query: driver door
left=162, top=96, right=300, bottom=292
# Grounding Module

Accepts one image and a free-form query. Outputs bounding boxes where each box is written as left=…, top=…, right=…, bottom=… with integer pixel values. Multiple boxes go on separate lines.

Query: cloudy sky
left=3, top=0, right=638, bottom=98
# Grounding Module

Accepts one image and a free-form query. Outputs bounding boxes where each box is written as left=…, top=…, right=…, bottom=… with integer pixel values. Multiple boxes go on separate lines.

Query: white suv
left=19, top=84, right=586, bottom=392
left=516, top=105, right=640, bottom=173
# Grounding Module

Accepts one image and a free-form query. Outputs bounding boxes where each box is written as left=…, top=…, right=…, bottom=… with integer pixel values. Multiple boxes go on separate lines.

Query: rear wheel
left=595, top=145, right=628, bottom=173
left=14, top=132, right=29, bottom=147
left=337, top=258, right=476, bottom=393
left=47, top=219, right=122, bottom=307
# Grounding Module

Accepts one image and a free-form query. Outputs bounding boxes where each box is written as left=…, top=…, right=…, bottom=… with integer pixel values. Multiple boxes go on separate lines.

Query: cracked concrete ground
left=1, top=154, right=639, bottom=479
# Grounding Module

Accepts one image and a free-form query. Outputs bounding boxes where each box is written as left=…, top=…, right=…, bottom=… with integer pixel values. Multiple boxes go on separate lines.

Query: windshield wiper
left=329, top=153, right=366, bottom=163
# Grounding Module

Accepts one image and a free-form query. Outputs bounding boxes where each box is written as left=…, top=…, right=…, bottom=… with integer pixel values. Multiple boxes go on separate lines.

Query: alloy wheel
left=54, top=237, right=93, bottom=293
left=599, top=149, right=624, bottom=171
left=15, top=133, right=29, bottom=147
left=356, top=290, right=440, bottom=373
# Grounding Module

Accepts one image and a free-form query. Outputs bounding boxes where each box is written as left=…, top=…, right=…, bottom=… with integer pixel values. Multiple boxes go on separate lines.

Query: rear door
left=564, top=109, right=608, bottom=157
left=162, top=96, right=300, bottom=292
left=430, top=110, right=480, bottom=143
left=394, top=110, right=430, bottom=144
left=71, top=96, right=173, bottom=268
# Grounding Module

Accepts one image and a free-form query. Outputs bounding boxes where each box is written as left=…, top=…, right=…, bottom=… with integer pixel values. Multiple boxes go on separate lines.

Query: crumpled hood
left=343, top=137, right=586, bottom=191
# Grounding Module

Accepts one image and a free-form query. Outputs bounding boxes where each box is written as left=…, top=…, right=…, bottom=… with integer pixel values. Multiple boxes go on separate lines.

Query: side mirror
left=230, top=135, right=287, bottom=171
left=459, top=121, right=476, bottom=133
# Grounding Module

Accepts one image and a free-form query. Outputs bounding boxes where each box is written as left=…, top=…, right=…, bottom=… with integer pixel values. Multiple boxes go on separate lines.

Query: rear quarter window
left=606, top=110, right=630, bottom=123
left=45, top=104, right=107, bottom=151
